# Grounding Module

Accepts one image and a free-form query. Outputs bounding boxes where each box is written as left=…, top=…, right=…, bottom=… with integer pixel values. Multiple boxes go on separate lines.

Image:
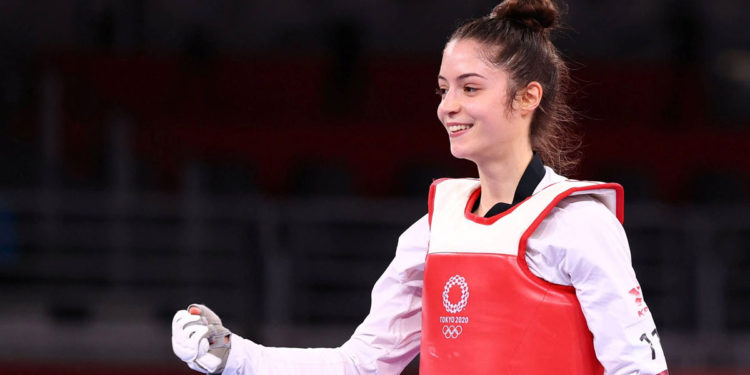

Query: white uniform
left=222, top=167, right=668, bottom=375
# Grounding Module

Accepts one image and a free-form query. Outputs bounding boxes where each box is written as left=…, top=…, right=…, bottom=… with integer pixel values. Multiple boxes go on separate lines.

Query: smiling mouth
left=448, top=124, right=473, bottom=134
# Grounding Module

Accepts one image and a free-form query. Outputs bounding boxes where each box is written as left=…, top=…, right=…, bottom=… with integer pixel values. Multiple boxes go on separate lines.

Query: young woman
left=171, top=0, right=669, bottom=374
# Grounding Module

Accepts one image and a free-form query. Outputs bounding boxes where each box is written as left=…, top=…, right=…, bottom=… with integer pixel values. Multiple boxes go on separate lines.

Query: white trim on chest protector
left=428, top=179, right=618, bottom=256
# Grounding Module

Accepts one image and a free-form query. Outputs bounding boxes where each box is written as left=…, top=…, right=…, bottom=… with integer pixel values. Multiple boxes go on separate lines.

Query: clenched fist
left=172, top=304, right=232, bottom=374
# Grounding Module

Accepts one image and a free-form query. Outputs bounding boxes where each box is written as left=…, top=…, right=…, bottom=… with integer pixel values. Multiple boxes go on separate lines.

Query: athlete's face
left=437, top=39, right=526, bottom=164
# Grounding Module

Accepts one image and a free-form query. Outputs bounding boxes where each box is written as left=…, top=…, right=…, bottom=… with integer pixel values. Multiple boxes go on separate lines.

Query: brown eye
left=464, top=86, right=478, bottom=93
left=435, top=87, right=447, bottom=96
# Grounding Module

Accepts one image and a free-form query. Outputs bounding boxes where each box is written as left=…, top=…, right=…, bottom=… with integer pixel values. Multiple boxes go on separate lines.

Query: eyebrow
left=437, top=73, right=487, bottom=81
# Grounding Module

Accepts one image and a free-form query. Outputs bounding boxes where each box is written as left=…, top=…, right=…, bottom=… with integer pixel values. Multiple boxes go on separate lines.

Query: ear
left=514, top=81, right=543, bottom=115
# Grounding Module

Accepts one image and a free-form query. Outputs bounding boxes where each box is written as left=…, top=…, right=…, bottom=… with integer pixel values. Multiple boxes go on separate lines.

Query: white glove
left=172, top=304, right=232, bottom=374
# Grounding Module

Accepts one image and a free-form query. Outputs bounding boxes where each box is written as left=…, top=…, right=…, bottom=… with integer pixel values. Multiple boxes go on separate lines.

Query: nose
left=437, top=89, right=460, bottom=119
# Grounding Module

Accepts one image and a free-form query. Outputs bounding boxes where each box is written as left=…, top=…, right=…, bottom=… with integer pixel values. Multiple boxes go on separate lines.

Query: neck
left=474, top=147, right=533, bottom=216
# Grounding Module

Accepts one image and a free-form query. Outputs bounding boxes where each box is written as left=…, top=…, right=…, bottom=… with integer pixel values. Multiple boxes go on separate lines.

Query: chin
left=449, top=144, right=474, bottom=162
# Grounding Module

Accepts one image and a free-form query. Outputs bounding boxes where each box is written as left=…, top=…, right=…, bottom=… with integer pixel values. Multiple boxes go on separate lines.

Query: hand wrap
left=172, top=304, right=232, bottom=374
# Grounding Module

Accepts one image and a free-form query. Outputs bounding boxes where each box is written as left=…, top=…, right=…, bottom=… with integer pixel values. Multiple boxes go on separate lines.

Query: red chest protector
left=420, top=178, right=624, bottom=375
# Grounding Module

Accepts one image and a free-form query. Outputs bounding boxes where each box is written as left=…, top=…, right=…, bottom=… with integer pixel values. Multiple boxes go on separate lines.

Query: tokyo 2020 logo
left=441, top=275, right=469, bottom=339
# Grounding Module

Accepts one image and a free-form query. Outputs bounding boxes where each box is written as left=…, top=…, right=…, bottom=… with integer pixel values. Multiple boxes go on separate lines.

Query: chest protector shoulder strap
left=420, top=178, right=623, bottom=375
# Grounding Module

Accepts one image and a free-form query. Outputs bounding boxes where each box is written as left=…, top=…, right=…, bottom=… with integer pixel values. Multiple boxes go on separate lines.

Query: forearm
left=223, top=335, right=368, bottom=375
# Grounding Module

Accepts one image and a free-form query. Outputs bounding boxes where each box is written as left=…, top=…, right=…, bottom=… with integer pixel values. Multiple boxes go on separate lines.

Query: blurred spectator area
left=3, top=52, right=749, bottom=202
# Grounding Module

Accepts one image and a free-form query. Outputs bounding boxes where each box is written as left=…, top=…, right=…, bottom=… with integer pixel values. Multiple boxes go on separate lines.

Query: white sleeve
left=222, top=215, right=428, bottom=375
left=526, top=196, right=668, bottom=375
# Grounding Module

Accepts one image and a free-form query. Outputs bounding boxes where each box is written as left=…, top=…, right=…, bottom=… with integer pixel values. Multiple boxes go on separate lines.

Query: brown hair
left=450, top=0, right=579, bottom=174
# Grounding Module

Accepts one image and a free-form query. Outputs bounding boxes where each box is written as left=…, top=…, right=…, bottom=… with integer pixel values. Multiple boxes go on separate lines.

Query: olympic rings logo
left=442, top=325, right=463, bottom=339
left=442, top=275, right=469, bottom=314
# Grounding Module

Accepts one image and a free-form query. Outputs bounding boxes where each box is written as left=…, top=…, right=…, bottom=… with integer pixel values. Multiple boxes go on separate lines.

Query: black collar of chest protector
left=472, top=153, right=546, bottom=218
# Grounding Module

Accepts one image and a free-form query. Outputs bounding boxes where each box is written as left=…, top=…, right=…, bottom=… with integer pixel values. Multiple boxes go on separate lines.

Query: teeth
left=448, top=124, right=472, bottom=133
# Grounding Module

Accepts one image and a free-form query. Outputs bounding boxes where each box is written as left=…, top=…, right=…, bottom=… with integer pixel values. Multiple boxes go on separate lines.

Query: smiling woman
left=437, top=39, right=538, bottom=207
left=170, top=1, right=669, bottom=374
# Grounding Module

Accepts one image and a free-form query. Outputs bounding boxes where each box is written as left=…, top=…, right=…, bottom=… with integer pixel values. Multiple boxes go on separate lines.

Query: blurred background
left=0, top=0, right=749, bottom=374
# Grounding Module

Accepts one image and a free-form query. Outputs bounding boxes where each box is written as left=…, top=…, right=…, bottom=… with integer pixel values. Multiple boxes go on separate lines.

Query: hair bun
left=491, top=0, right=560, bottom=31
